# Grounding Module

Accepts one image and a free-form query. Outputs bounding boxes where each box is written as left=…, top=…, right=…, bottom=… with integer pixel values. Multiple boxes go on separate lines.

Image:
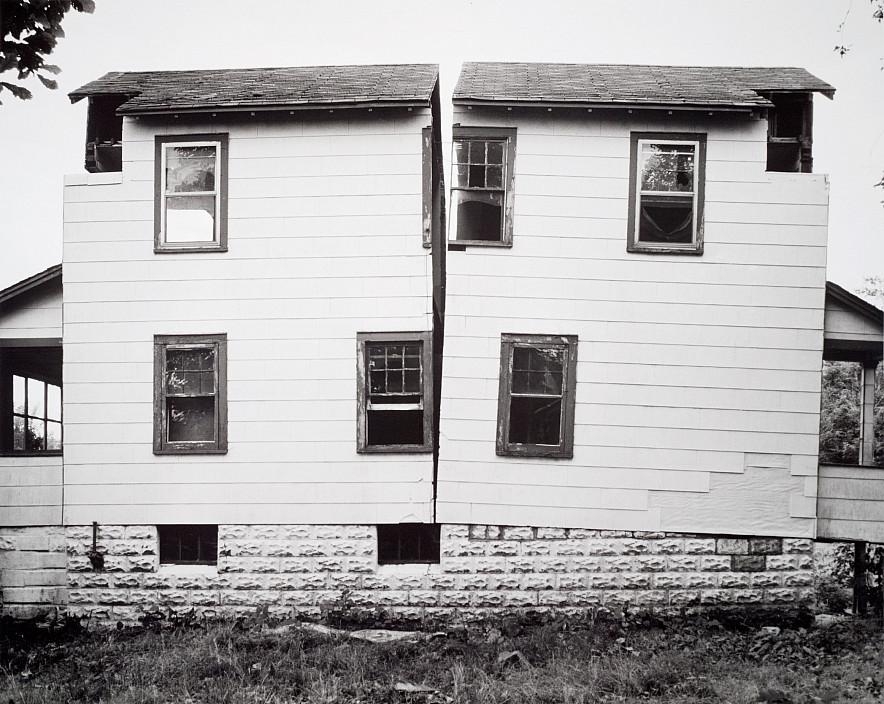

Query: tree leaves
left=0, top=0, right=94, bottom=103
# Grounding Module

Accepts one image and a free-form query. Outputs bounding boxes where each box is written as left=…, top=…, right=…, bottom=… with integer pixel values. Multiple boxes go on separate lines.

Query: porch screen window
left=12, top=375, right=61, bottom=452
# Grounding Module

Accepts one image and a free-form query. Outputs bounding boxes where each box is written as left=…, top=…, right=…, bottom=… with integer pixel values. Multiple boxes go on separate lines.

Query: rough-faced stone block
left=505, top=591, right=537, bottom=607
left=622, top=540, right=652, bottom=555
left=683, top=573, right=717, bottom=589
left=635, top=556, right=666, bottom=572
left=486, top=526, right=503, bottom=540
left=280, top=558, right=312, bottom=573
left=667, top=556, right=699, bottom=571
left=523, top=575, right=556, bottom=590
left=700, top=556, right=731, bottom=572
left=505, top=557, right=535, bottom=573
left=297, top=542, right=330, bottom=557
left=250, top=558, right=281, bottom=573
left=280, top=591, right=315, bottom=607
left=716, top=539, right=748, bottom=555
left=585, top=574, right=619, bottom=590
left=113, top=573, right=143, bottom=589
left=251, top=526, right=280, bottom=540
left=487, top=541, right=518, bottom=556
left=557, top=574, right=584, bottom=591
left=605, top=556, right=634, bottom=572
left=219, top=526, right=248, bottom=540
left=74, top=573, right=111, bottom=588
left=441, top=591, right=471, bottom=607
left=537, top=557, right=568, bottom=573
left=426, top=574, right=456, bottom=590
left=315, top=558, right=345, bottom=572
left=442, top=558, right=472, bottom=574
left=555, top=540, right=587, bottom=556
left=129, top=590, right=159, bottom=607
left=652, top=573, right=683, bottom=590
left=475, top=558, right=505, bottom=573
left=264, top=542, right=296, bottom=557
left=469, top=525, right=487, bottom=540
left=569, top=529, right=600, bottom=539
left=230, top=575, right=265, bottom=590
left=653, top=538, right=684, bottom=554
left=189, top=591, right=220, bottom=606
left=622, top=573, right=651, bottom=590
left=441, top=525, right=469, bottom=540
left=68, top=589, right=96, bottom=605
left=571, top=556, right=604, bottom=573
left=684, top=539, right=716, bottom=555
left=539, top=590, right=572, bottom=606
left=102, top=556, right=130, bottom=572
left=409, top=591, right=439, bottom=606
left=459, top=575, right=489, bottom=591
left=748, top=538, right=782, bottom=555
left=764, top=555, right=800, bottom=571
left=586, top=540, right=620, bottom=556
left=537, top=527, right=568, bottom=540
left=314, top=526, right=346, bottom=540
left=97, top=526, right=125, bottom=540
left=750, top=572, right=781, bottom=588
left=282, top=526, right=312, bottom=540
left=783, top=571, right=813, bottom=587
left=521, top=541, right=551, bottom=556
left=472, top=591, right=505, bottom=607
left=783, top=538, right=813, bottom=554
left=765, top=587, right=799, bottom=604
left=346, top=558, right=374, bottom=573
left=731, top=555, right=766, bottom=572
left=502, top=526, right=534, bottom=541
left=668, top=589, right=701, bottom=606
left=124, top=526, right=156, bottom=540
left=719, top=573, right=751, bottom=588
left=129, top=556, right=157, bottom=572
left=375, top=590, right=409, bottom=606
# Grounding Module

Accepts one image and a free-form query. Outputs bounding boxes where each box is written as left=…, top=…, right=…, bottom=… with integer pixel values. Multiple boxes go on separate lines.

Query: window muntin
left=450, top=127, right=515, bottom=246
left=357, top=332, right=432, bottom=453
left=497, top=334, right=577, bottom=458
left=155, top=135, right=228, bottom=252
left=154, top=335, right=227, bottom=454
left=12, top=375, right=61, bottom=452
left=377, top=524, right=440, bottom=565
left=628, top=133, right=705, bottom=254
left=158, top=525, right=218, bottom=565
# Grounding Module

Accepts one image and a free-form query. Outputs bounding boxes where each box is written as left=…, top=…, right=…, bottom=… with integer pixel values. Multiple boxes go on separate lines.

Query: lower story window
left=12, top=374, right=62, bottom=452
left=377, top=524, right=440, bottom=565
left=158, top=525, right=218, bottom=565
left=497, top=334, right=578, bottom=458
left=357, top=332, right=433, bottom=453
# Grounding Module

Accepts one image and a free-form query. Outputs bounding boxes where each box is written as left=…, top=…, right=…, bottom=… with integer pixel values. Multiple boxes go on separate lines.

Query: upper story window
left=450, top=127, right=516, bottom=246
left=497, top=334, right=578, bottom=459
left=12, top=375, right=61, bottom=453
left=627, top=133, right=706, bottom=255
left=154, top=334, right=227, bottom=455
left=357, top=332, right=433, bottom=453
left=155, top=134, right=228, bottom=253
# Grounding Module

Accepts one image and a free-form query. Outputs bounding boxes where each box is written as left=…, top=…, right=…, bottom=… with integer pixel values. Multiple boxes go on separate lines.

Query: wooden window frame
left=449, top=126, right=516, bottom=247
left=356, top=331, right=433, bottom=454
left=158, top=524, right=218, bottom=565
left=627, top=132, right=706, bottom=255
left=155, top=134, right=229, bottom=253
left=153, top=334, right=227, bottom=455
left=377, top=523, right=440, bottom=565
left=496, top=334, right=578, bottom=459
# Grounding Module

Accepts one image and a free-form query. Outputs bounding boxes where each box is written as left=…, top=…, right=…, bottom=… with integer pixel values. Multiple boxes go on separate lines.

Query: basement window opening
left=377, top=524, right=440, bottom=565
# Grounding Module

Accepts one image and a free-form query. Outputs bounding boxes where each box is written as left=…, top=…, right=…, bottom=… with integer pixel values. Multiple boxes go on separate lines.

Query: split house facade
left=1, top=63, right=882, bottom=621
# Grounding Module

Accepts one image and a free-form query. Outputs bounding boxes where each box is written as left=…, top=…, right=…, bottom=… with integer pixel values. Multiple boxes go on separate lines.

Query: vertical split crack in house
left=0, top=62, right=882, bottom=621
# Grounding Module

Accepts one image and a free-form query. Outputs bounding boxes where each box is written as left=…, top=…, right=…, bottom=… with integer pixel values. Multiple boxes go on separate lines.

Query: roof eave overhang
left=0, top=264, right=62, bottom=307
left=452, top=98, right=761, bottom=113
left=118, top=98, right=432, bottom=117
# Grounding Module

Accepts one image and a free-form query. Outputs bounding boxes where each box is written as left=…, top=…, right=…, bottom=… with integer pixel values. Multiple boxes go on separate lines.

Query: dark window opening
left=368, top=409, right=424, bottom=446
left=639, top=199, right=694, bottom=244
left=84, top=94, right=126, bottom=173
left=453, top=195, right=503, bottom=242
left=765, top=92, right=813, bottom=173
left=0, top=346, right=63, bottom=454
left=158, top=525, right=218, bottom=565
left=377, top=524, right=440, bottom=564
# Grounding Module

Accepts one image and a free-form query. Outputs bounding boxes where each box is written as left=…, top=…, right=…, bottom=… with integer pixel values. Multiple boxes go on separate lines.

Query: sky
left=0, top=0, right=882, bottom=295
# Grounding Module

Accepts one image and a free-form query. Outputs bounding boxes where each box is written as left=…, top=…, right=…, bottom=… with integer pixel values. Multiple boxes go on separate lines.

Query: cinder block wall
left=64, top=524, right=814, bottom=623
left=0, top=526, right=67, bottom=617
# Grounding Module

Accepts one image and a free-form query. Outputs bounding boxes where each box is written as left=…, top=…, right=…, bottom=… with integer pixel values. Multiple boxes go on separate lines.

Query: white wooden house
left=1, top=62, right=882, bottom=621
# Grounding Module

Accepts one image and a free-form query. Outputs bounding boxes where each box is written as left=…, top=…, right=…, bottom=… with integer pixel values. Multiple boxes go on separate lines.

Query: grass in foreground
left=1, top=609, right=882, bottom=703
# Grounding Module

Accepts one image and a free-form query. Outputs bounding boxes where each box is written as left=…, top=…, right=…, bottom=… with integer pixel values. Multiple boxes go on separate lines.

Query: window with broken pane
left=357, top=332, right=432, bottom=453
left=11, top=374, right=62, bottom=452
left=155, top=135, right=228, bottom=252
left=497, top=335, right=577, bottom=458
left=154, top=334, right=227, bottom=454
left=450, top=128, right=515, bottom=245
left=628, top=134, right=705, bottom=254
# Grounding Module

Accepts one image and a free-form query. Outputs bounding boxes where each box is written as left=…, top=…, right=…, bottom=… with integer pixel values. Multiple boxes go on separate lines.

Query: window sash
left=161, top=141, right=221, bottom=245
left=635, top=139, right=699, bottom=245
left=497, top=335, right=577, bottom=458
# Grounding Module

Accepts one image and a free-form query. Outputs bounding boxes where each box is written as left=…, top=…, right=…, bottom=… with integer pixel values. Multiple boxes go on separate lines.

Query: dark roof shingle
left=454, top=63, right=834, bottom=109
left=70, top=64, right=439, bottom=114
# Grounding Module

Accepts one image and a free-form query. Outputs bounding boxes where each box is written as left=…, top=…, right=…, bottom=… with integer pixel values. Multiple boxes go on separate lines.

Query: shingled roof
left=69, top=64, right=439, bottom=115
left=454, top=63, right=835, bottom=110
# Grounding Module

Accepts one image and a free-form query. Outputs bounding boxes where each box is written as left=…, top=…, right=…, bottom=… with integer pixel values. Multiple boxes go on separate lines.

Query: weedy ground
left=1, top=607, right=882, bottom=704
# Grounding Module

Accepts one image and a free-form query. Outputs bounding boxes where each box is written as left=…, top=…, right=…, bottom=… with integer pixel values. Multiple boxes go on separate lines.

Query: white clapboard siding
left=817, top=464, right=884, bottom=542
left=438, top=109, right=828, bottom=537
left=62, top=108, right=436, bottom=524
left=0, top=456, right=63, bottom=526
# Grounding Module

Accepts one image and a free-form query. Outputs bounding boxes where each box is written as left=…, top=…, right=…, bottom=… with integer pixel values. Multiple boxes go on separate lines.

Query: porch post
left=858, top=362, right=876, bottom=466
